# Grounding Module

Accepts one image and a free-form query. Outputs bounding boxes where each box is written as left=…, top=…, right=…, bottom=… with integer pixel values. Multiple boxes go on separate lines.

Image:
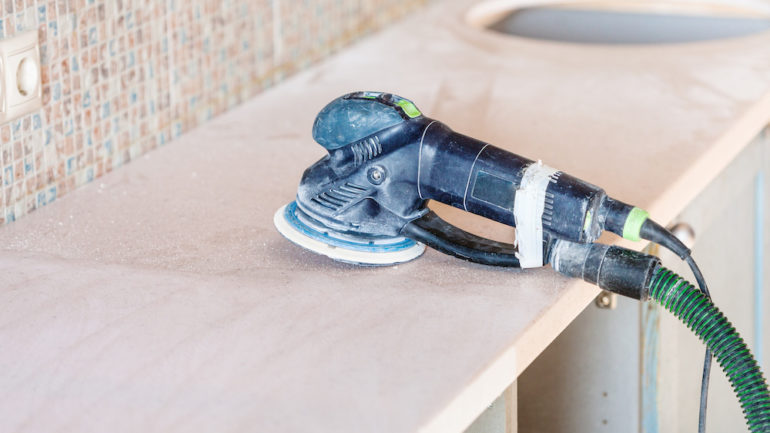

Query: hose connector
left=549, top=240, right=660, bottom=300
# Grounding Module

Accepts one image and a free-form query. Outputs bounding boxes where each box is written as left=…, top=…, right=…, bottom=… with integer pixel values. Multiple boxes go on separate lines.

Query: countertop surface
left=3, top=0, right=770, bottom=432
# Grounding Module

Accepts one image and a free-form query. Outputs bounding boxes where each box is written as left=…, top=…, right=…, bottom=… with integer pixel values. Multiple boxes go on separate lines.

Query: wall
left=0, top=0, right=426, bottom=224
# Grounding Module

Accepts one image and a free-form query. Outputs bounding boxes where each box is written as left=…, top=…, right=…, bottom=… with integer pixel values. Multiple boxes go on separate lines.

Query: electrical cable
left=642, top=219, right=713, bottom=433
left=686, top=255, right=713, bottom=433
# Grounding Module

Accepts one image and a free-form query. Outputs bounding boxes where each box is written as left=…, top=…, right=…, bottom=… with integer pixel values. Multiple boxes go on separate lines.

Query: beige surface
left=3, top=0, right=770, bottom=432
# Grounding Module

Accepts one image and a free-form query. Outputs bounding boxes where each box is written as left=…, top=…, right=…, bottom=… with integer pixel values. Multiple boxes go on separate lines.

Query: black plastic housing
left=296, top=92, right=618, bottom=248
left=549, top=240, right=660, bottom=299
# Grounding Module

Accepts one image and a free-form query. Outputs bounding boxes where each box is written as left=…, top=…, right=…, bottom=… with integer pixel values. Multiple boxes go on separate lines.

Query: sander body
left=276, top=91, right=643, bottom=267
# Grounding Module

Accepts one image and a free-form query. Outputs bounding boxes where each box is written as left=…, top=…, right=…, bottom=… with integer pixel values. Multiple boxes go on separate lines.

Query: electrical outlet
left=0, top=31, right=42, bottom=123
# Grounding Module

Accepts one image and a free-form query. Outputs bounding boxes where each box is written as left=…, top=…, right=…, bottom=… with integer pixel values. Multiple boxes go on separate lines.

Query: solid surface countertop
left=4, top=0, right=770, bottom=432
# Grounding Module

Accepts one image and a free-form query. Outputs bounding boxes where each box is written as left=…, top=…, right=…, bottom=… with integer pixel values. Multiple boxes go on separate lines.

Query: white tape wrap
left=513, top=161, right=559, bottom=268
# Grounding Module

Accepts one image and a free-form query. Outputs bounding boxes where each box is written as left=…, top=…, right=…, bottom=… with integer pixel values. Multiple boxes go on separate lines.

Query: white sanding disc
left=273, top=202, right=425, bottom=266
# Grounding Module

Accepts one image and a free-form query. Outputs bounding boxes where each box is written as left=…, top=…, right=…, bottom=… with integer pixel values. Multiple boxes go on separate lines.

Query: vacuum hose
left=649, top=267, right=770, bottom=432
left=550, top=240, right=770, bottom=432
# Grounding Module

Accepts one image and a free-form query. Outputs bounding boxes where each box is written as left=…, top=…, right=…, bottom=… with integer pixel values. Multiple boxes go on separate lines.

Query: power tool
left=275, top=91, right=681, bottom=268
left=274, top=92, right=770, bottom=432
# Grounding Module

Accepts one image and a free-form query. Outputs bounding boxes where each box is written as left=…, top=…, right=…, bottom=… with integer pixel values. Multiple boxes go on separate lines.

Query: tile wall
left=0, top=0, right=427, bottom=224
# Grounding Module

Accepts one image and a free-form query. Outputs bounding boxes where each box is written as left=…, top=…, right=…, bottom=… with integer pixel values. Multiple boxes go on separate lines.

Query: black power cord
left=686, top=255, right=712, bottom=433
left=641, top=219, right=713, bottom=433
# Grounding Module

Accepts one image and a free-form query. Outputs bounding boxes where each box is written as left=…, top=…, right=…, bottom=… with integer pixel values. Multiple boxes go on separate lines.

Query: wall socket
left=0, top=31, right=42, bottom=123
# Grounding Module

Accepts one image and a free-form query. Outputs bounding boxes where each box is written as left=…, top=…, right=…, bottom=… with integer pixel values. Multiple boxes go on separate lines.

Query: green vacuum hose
left=649, top=267, right=770, bottom=432
left=550, top=240, right=770, bottom=431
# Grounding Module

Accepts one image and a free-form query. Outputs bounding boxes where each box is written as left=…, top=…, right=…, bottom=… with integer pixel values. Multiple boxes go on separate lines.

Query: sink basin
left=468, top=1, right=770, bottom=45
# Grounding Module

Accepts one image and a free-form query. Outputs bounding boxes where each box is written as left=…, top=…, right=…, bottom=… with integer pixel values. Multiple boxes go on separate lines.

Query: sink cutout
left=474, top=2, right=770, bottom=45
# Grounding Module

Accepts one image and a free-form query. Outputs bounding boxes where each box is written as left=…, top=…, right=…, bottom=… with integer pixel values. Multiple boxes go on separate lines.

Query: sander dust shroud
left=274, top=91, right=770, bottom=432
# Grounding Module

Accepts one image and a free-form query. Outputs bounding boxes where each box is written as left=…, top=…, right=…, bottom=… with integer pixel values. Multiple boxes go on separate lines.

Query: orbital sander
left=275, top=91, right=663, bottom=268
left=274, top=91, right=770, bottom=432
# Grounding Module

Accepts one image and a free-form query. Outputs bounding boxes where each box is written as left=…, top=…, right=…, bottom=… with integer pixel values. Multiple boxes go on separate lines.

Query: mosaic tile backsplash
left=0, top=0, right=426, bottom=224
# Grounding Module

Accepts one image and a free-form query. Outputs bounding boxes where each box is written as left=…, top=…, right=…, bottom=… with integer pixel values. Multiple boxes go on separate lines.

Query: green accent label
left=583, top=210, right=593, bottom=232
left=396, top=99, right=421, bottom=118
left=622, top=207, right=649, bottom=242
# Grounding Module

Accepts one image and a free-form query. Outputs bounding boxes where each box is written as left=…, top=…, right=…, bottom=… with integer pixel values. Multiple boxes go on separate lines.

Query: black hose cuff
left=549, top=240, right=660, bottom=300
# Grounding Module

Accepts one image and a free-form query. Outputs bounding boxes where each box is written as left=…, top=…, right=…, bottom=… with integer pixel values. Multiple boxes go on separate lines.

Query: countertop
left=3, top=0, right=770, bottom=432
